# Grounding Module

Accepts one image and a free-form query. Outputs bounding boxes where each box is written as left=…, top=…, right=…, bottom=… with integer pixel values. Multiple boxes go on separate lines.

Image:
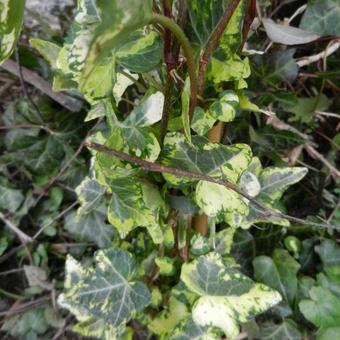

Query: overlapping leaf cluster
left=1, top=0, right=338, bottom=339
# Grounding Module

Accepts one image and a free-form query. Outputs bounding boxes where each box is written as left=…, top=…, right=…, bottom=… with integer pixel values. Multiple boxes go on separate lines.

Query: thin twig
left=86, top=142, right=340, bottom=230
left=296, top=40, right=340, bottom=68
left=0, top=295, right=51, bottom=318
left=0, top=213, right=33, bottom=244
left=33, top=201, right=78, bottom=239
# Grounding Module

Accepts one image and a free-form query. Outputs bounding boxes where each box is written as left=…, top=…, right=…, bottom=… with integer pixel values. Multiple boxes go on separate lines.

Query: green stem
left=150, top=14, right=197, bottom=121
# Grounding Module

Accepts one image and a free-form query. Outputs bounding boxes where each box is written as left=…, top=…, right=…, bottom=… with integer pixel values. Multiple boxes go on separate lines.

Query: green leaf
left=64, top=205, right=116, bottom=248
left=254, top=49, right=298, bottom=85
left=0, top=176, right=24, bottom=213
left=299, top=286, right=340, bottom=328
left=258, top=166, right=308, bottom=202
left=188, top=0, right=246, bottom=53
left=170, top=318, right=221, bottom=340
left=196, top=181, right=248, bottom=217
left=226, top=161, right=307, bottom=228
left=30, top=38, right=61, bottom=69
left=0, top=0, right=25, bottom=63
left=315, top=239, right=340, bottom=282
left=253, top=249, right=300, bottom=306
left=300, top=0, right=340, bottom=36
left=149, top=296, right=189, bottom=336
left=108, top=178, right=165, bottom=243
left=58, top=248, right=151, bottom=328
left=116, top=30, right=163, bottom=73
left=181, top=252, right=281, bottom=338
left=80, top=0, right=153, bottom=91
left=76, top=177, right=106, bottom=215
left=155, top=256, right=175, bottom=276
left=207, top=55, right=250, bottom=85
left=283, top=94, right=332, bottom=124
left=259, top=320, right=302, bottom=340
left=191, top=107, right=216, bottom=136
left=2, top=308, right=49, bottom=338
left=317, top=327, right=340, bottom=340
left=192, top=91, right=239, bottom=136
left=161, top=132, right=252, bottom=186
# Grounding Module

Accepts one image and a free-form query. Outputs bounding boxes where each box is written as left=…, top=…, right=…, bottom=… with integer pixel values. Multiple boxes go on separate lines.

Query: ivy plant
left=3, top=0, right=337, bottom=339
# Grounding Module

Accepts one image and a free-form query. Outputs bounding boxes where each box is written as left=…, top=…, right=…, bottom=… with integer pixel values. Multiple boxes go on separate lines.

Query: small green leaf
left=76, top=178, right=106, bottom=215
left=300, top=0, right=340, bottom=36
left=209, top=90, right=239, bottom=122
left=259, top=320, right=302, bottom=340
left=208, top=56, right=250, bottom=85
left=0, top=176, right=24, bottom=213
left=155, top=256, right=175, bottom=276
left=253, top=249, right=300, bottom=306
left=64, top=205, right=116, bottom=248
left=0, top=0, right=25, bottom=63
left=315, top=239, right=340, bottom=283
left=299, top=286, right=340, bottom=328
left=58, top=248, right=151, bottom=328
left=30, top=38, right=61, bottom=69
left=149, top=296, right=189, bottom=336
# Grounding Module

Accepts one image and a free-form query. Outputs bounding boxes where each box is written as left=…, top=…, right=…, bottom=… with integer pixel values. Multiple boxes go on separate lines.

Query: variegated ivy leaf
left=29, top=39, right=61, bottom=70
left=108, top=178, right=166, bottom=243
left=116, top=30, right=163, bottom=73
left=75, top=177, right=106, bottom=215
left=259, top=167, right=308, bottom=202
left=209, top=90, right=239, bottom=121
left=207, top=55, right=251, bottom=88
left=58, top=248, right=151, bottom=330
left=113, top=70, right=138, bottom=104
left=161, top=132, right=252, bottom=186
left=64, top=205, right=116, bottom=248
left=148, top=296, right=190, bottom=336
left=180, top=252, right=281, bottom=339
left=80, top=0, right=153, bottom=92
left=188, top=0, right=246, bottom=53
left=191, top=107, right=216, bottom=136
left=99, top=92, right=164, bottom=167
left=192, top=90, right=239, bottom=136
left=170, top=318, right=221, bottom=340
left=196, top=181, right=248, bottom=218
left=0, top=0, right=25, bottom=63
left=95, top=94, right=163, bottom=180
left=226, top=159, right=308, bottom=228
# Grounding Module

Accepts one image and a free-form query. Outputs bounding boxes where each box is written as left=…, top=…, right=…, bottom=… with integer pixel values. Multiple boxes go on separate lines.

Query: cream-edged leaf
left=161, top=132, right=252, bottom=186
left=58, top=248, right=151, bottom=328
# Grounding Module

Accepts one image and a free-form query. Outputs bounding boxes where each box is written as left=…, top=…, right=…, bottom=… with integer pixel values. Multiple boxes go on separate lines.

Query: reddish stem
left=197, top=0, right=243, bottom=96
